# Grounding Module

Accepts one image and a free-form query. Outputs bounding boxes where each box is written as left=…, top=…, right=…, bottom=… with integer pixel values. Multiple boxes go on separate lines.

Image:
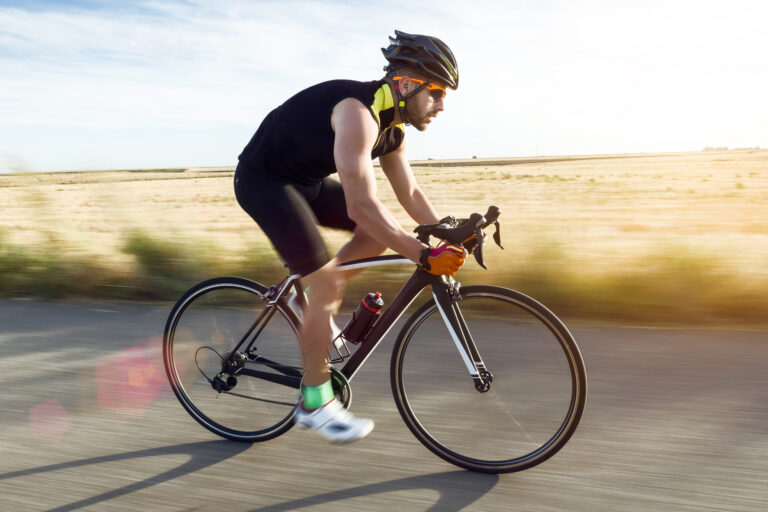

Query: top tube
left=338, top=254, right=414, bottom=271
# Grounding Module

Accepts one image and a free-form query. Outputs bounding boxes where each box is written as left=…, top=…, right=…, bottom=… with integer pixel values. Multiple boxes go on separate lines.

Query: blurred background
left=2, top=150, right=766, bottom=326
left=1, top=0, right=766, bottom=326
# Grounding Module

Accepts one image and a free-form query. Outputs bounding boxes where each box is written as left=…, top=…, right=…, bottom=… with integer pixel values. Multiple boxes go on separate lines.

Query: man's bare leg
left=293, top=229, right=385, bottom=442
left=298, top=259, right=343, bottom=386
left=298, top=229, right=384, bottom=382
left=291, top=227, right=386, bottom=327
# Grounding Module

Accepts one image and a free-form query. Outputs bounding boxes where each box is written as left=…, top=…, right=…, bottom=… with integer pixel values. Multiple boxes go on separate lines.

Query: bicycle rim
left=391, top=285, right=586, bottom=473
left=163, top=277, right=303, bottom=442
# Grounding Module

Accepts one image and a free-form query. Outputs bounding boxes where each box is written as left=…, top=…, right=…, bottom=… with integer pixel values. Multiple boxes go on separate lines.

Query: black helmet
left=382, top=30, right=459, bottom=89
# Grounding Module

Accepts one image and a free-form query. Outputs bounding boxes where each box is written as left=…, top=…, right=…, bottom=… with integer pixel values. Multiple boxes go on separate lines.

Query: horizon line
left=1, top=147, right=765, bottom=175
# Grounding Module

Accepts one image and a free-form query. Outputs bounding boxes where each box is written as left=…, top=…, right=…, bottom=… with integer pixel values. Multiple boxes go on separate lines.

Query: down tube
left=341, top=271, right=433, bottom=381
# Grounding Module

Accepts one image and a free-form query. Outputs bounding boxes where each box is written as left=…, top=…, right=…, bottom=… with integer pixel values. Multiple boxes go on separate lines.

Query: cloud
left=1, top=0, right=766, bottom=170
left=1, top=3, right=307, bottom=128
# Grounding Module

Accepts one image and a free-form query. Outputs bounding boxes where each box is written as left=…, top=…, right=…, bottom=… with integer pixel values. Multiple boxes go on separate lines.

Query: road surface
left=0, top=300, right=766, bottom=511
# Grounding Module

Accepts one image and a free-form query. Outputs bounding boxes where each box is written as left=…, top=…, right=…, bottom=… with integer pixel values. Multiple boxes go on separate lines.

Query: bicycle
left=162, top=206, right=587, bottom=473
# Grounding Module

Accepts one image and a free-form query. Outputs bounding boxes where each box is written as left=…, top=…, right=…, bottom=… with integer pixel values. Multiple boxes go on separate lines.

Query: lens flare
left=95, top=340, right=165, bottom=416
left=29, top=399, right=71, bottom=442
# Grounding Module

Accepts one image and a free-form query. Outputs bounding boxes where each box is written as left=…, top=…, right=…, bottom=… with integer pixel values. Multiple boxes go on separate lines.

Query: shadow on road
left=247, top=470, right=499, bottom=512
left=0, top=440, right=248, bottom=512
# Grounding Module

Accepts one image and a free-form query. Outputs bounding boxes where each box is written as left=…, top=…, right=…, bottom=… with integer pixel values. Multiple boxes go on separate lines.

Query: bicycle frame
left=229, top=254, right=491, bottom=391
left=337, top=256, right=490, bottom=390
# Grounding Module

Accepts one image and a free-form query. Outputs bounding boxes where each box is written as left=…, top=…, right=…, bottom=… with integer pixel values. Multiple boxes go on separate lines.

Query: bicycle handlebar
left=414, top=205, right=504, bottom=269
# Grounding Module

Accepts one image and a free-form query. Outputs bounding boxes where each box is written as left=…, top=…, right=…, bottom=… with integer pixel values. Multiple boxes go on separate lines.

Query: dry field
left=1, top=149, right=767, bottom=322
left=2, top=150, right=767, bottom=270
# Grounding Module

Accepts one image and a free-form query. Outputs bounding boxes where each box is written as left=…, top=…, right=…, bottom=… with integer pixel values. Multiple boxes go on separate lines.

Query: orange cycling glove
left=420, top=243, right=466, bottom=276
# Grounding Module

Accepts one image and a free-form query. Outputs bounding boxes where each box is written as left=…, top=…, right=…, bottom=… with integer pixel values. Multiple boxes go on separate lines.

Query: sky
left=1, top=0, right=766, bottom=172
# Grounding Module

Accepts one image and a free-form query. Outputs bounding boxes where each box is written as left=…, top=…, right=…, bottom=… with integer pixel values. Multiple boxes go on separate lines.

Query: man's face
left=402, top=78, right=447, bottom=132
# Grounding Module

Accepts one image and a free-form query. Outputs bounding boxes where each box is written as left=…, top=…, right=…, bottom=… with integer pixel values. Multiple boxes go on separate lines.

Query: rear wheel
left=391, top=285, right=587, bottom=473
left=163, top=277, right=303, bottom=442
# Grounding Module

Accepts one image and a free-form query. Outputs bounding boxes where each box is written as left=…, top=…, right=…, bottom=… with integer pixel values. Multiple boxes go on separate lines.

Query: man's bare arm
left=331, top=98, right=426, bottom=263
left=379, top=139, right=441, bottom=226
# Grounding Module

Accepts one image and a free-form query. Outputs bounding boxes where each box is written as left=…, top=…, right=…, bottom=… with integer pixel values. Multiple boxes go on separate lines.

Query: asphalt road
left=0, top=299, right=766, bottom=511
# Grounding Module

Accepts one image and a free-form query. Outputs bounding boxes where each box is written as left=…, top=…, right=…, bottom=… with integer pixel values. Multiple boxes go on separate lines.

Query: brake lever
left=493, top=221, right=503, bottom=249
left=473, top=226, right=488, bottom=269
left=472, top=211, right=503, bottom=268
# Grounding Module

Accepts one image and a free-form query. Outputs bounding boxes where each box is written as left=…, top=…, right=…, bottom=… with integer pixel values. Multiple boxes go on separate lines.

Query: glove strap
left=419, top=247, right=432, bottom=271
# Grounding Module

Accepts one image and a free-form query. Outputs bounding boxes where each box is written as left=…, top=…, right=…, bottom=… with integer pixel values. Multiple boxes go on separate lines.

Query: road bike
left=162, top=207, right=587, bottom=473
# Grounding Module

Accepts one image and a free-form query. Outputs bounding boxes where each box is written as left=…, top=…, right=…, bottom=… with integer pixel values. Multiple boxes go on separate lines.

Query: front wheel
left=391, top=285, right=587, bottom=473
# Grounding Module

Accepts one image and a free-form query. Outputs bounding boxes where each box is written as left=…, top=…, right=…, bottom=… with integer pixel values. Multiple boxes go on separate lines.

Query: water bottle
left=342, top=292, right=383, bottom=344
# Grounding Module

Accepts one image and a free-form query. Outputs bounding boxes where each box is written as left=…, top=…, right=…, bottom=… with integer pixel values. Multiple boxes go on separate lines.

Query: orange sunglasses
left=393, top=76, right=447, bottom=101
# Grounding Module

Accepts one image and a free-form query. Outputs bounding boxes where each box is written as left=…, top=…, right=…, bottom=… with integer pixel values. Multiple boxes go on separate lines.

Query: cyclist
left=234, top=30, right=466, bottom=443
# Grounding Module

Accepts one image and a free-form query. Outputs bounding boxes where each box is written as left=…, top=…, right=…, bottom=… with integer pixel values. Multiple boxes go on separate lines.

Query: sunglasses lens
left=429, top=88, right=444, bottom=101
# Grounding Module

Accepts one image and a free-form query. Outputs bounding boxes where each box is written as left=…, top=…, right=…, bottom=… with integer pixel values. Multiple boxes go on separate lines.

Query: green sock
left=302, top=380, right=335, bottom=409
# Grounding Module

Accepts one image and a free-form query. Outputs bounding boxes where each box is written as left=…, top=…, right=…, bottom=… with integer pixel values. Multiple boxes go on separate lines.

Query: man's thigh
left=308, top=177, right=356, bottom=232
left=235, top=171, right=331, bottom=276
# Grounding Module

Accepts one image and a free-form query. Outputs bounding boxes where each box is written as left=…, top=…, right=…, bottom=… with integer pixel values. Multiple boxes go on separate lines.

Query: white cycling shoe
left=294, top=399, right=374, bottom=444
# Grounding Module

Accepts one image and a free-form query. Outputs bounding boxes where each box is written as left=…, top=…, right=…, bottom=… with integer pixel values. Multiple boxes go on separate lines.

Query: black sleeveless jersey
left=238, top=79, right=405, bottom=186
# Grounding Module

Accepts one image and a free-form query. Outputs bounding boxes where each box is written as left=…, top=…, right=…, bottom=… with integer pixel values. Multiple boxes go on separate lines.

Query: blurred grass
left=1, top=229, right=765, bottom=326
left=477, top=248, right=768, bottom=325
left=0, top=229, right=123, bottom=299
left=4, top=152, right=767, bottom=328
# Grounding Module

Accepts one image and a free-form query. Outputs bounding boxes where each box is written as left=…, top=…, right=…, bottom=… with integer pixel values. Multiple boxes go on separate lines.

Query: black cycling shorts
left=234, top=164, right=356, bottom=276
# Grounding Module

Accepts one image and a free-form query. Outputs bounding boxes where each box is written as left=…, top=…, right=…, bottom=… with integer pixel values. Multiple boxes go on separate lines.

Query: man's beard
left=406, top=104, right=432, bottom=131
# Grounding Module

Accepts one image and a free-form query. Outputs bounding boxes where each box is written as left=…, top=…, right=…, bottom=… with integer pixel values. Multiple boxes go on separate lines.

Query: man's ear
left=399, top=77, right=413, bottom=94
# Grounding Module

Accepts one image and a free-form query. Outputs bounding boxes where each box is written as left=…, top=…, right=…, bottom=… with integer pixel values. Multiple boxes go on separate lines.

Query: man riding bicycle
left=234, top=30, right=465, bottom=443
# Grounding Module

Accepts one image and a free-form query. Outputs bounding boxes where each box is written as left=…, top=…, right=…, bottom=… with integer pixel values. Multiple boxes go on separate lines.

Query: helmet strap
left=393, top=80, right=427, bottom=126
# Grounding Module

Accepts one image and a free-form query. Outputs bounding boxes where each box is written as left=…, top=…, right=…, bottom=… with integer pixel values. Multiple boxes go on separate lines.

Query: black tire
left=391, top=285, right=587, bottom=473
left=163, top=277, right=303, bottom=442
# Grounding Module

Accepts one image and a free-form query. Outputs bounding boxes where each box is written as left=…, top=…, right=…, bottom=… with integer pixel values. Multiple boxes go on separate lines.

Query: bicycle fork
left=432, top=276, right=494, bottom=392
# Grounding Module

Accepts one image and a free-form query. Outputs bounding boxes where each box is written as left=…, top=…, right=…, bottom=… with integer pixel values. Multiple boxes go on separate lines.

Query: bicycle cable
left=194, top=345, right=225, bottom=384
